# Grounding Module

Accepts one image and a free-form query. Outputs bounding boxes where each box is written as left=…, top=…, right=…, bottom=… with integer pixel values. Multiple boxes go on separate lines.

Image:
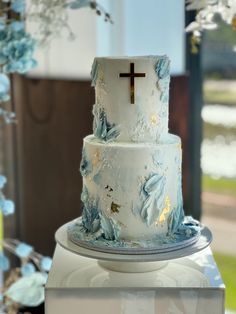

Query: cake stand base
left=55, top=220, right=212, bottom=273
left=98, top=260, right=168, bottom=273
left=45, top=244, right=225, bottom=314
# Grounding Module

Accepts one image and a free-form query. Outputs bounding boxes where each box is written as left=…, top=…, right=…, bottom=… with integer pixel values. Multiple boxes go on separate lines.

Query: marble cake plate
left=55, top=219, right=212, bottom=270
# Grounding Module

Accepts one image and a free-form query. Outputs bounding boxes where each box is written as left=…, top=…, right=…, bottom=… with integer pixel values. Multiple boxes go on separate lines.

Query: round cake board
left=55, top=220, right=212, bottom=272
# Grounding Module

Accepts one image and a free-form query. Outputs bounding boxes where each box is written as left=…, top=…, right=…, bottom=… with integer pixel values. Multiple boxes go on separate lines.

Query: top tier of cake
left=91, top=55, right=170, bottom=143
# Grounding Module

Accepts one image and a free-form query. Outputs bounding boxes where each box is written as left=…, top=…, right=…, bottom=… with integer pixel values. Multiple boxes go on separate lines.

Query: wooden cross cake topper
left=119, top=62, right=146, bottom=104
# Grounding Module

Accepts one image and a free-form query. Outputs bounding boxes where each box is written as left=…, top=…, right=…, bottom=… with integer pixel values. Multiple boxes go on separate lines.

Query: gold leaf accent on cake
left=111, top=202, right=121, bottom=213
left=157, top=196, right=171, bottom=224
left=150, top=114, right=158, bottom=125
left=92, top=149, right=100, bottom=166
left=176, top=143, right=182, bottom=150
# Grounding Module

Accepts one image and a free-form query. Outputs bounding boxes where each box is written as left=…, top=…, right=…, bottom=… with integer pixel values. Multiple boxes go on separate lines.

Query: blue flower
left=4, top=58, right=37, bottom=74
left=0, top=252, right=10, bottom=271
left=0, top=108, right=16, bottom=124
left=0, top=27, right=37, bottom=74
left=40, top=257, right=52, bottom=272
left=10, top=21, right=25, bottom=32
left=0, top=29, right=9, bottom=42
left=5, top=272, right=47, bottom=307
left=15, top=243, right=33, bottom=258
left=0, top=199, right=15, bottom=216
left=0, top=73, right=10, bottom=102
left=21, top=263, right=36, bottom=276
left=11, top=0, right=26, bottom=14
left=0, top=175, right=7, bottom=189
left=2, top=37, right=37, bottom=74
left=3, top=37, right=34, bottom=60
left=0, top=18, right=6, bottom=31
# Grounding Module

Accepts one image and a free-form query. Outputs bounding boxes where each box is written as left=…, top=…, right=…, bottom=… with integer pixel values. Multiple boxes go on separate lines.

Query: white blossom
left=185, top=0, right=236, bottom=49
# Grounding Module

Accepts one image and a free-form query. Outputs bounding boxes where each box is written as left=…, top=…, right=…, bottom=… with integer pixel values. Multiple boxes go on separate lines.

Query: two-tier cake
left=68, top=56, right=200, bottom=252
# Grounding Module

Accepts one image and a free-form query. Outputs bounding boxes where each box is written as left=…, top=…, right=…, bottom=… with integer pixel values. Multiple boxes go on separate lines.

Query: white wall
left=29, top=0, right=185, bottom=78
left=97, top=0, right=185, bottom=75
left=28, top=7, right=97, bottom=79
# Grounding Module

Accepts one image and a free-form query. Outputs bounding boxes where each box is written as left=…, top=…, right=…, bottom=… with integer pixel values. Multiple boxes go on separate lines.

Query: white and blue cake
left=68, top=56, right=200, bottom=253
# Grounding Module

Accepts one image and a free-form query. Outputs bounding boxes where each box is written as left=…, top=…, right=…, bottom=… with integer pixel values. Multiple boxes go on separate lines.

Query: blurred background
left=201, top=19, right=236, bottom=312
left=0, top=0, right=235, bottom=312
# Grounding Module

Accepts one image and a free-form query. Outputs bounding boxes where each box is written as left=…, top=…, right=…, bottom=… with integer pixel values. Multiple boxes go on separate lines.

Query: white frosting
left=92, top=56, right=170, bottom=143
left=76, top=56, right=187, bottom=244
left=81, top=134, right=182, bottom=241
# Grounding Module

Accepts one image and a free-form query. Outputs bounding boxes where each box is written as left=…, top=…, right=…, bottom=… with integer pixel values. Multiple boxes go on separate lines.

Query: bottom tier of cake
left=79, top=134, right=186, bottom=242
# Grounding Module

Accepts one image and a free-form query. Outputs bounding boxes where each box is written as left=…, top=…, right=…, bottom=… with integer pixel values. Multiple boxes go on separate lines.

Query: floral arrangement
left=0, top=174, right=52, bottom=312
left=1, top=240, right=52, bottom=312
left=0, top=0, right=112, bottom=116
left=185, top=0, right=236, bottom=53
left=0, top=0, right=112, bottom=312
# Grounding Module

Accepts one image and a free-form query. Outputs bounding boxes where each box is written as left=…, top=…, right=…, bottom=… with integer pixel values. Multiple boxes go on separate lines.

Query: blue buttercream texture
left=168, top=174, right=185, bottom=234
left=93, top=106, right=120, bottom=142
left=68, top=0, right=90, bottom=9
left=90, top=58, right=98, bottom=87
left=100, top=213, right=120, bottom=241
left=155, top=57, right=170, bottom=79
left=140, top=173, right=166, bottom=226
left=80, top=148, right=92, bottom=177
left=81, top=186, right=100, bottom=233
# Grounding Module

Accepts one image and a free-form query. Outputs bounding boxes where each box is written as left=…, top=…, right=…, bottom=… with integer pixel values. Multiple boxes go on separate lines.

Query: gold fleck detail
left=111, top=201, right=121, bottom=213
left=157, top=196, right=171, bottom=224
left=92, top=149, right=100, bottom=166
left=232, top=15, right=236, bottom=30
left=176, top=143, right=182, bottom=150
left=150, top=114, right=158, bottom=125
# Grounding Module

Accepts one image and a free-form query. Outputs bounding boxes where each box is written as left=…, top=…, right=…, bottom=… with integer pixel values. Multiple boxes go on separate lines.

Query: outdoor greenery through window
left=202, top=18, right=236, bottom=312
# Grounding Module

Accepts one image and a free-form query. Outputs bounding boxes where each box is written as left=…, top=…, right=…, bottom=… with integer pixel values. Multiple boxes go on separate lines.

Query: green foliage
left=203, top=122, right=236, bottom=140
left=204, top=89, right=236, bottom=106
left=214, top=252, right=236, bottom=311
left=205, top=17, right=236, bottom=45
left=202, top=175, right=236, bottom=196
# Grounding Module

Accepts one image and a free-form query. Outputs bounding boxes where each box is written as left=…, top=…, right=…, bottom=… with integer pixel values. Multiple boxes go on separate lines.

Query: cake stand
left=55, top=220, right=212, bottom=273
